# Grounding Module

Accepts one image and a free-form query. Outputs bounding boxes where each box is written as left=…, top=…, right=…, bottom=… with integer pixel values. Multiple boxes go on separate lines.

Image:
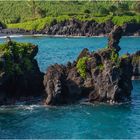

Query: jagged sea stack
left=89, top=26, right=133, bottom=103
left=44, top=26, right=133, bottom=105
left=0, top=40, right=44, bottom=105
left=108, top=25, right=123, bottom=52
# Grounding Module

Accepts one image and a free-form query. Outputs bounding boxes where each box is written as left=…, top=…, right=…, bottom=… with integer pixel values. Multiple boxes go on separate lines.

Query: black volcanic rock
left=43, top=19, right=115, bottom=36
left=42, top=19, right=140, bottom=36
left=0, top=40, right=44, bottom=105
left=108, top=26, right=123, bottom=52
left=43, top=64, right=69, bottom=105
left=0, top=19, right=140, bottom=36
left=0, top=28, right=34, bottom=36
left=131, top=51, right=140, bottom=80
left=122, top=22, right=140, bottom=36
left=43, top=26, right=133, bottom=105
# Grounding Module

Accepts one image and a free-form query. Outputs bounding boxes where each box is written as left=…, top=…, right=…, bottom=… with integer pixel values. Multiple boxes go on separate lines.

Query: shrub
left=0, top=41, right=35, bottom=75
left=112, top=15, right=140, bottom=26
left=108, top=5, right=117, bottom=15
left=97, top=64, right=104, bottom=71
left=132, top=2, right=140, bottom=13
left=98, top=7, right=109, bottom=16
left=117, top=3, right=129, bottom=15
left=111, top=50, right=119, bottom=63
left=84, top=9, right=90, bottom=14
left=36, top=7, right=46, bottom=18
left=7, top=15, right=70, bottom=31
left=7, top=15, right=140, bottom=31
left=121, top=54, right=129, bottom=59
left=76, top=56, right=90, bottom=79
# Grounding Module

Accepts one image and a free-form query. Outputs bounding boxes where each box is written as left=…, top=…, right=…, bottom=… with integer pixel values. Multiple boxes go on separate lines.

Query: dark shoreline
left=0, top=34, right=140, bottom=38
left=0, top=26, right=139, bottom=106
left=0, top=19, right=140, bottom=37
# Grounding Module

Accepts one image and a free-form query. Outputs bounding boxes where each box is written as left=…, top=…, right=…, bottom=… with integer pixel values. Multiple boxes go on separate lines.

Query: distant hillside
left=0, top=1, right=139, bottom=24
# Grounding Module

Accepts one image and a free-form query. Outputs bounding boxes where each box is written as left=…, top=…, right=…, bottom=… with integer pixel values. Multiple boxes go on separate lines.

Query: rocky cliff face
left=0, top=28, right=32, bottom=36
left=43, top=19, right=114, bottom=36
left=0, top=19, right=140, bottom=36
left=0, top=40, right=44, bottom=105
left=131, top=51, right=140, bottom=80
left=44, top=26, right=133, bottom=105
left=122, top=22, right=140, bottom=36
left=42, top=19, right=140, bottom=36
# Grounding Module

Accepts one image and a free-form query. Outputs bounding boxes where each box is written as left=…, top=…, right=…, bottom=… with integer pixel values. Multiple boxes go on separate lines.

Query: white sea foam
left=0, top=34, right=139, bottom=39
left=0, top=35, right=24, bottom=39
left=0, top=104, right=44, bottom=112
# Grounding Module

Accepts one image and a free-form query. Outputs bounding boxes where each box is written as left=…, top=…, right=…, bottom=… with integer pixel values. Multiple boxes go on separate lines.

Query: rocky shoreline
left=0, top=25, right=140, bottom=106
left=0, top=19, right=140, bottom=37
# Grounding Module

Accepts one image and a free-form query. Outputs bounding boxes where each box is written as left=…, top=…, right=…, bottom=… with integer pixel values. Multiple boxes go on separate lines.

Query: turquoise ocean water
left=0, top=36, right=140, bottom=139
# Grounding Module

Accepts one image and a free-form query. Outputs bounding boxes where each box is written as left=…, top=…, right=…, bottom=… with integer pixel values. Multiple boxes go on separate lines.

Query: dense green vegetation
left=97, top=64, right=104, bottom=71
left=7, top=15, right=140, bottom=31
left=76, top=56, right=91, bottom=79
left=0, top=1, right=140, bottom=23
left=0, top=41, right=35, bottom=75
left=111, top=50, right=119, bottom=63
left=7, top=15, right=70, bottom=31
left=0, top=1, right=140, bottom=30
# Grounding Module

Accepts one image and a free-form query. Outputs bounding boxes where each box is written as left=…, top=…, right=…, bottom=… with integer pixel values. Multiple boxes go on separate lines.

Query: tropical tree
left=27, top=0, right=36, bottom=19
left=117, top=3, right=129, bottom=15
left=132, top=2, right=140, bottom=13
left=108, top=5, right=117, bottom=15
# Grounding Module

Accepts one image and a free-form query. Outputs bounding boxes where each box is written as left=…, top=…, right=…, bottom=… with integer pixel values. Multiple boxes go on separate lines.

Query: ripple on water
left=0, top=36, right=140, bottom=138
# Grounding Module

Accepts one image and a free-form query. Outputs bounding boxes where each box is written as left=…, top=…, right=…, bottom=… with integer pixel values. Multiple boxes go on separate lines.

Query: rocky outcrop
left=0, top=25, right=138, bottom=106
left=108, top=25, right=123, bottom=52
left=43, top=19, right=114, bottom=36
left=43, top=64, right=69, bottom=105
left=0, top=28, right=32, bottom=36
left=122, top=22, right=140, bottom=36
left=1, top=19, right=140, bottom=36
left=44, top=26, right=133, bottom=105
left=131, top=51, right=140, bottom=80
left=0, top=39, right=44, bottom=105
left=42, top=19, right=140, bottom=36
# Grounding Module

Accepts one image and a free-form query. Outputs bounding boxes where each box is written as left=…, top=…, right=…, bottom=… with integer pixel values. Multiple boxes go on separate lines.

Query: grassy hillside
left=7, top=15, right=140, bottom=31
left=0, top=1, right=140, bottom=23
left=0, top=1, right=140, bottom=31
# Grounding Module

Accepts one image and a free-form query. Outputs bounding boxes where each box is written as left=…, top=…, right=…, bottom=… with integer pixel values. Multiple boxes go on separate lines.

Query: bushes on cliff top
left=7, top=15, right=70, bottom=31
left=112, top=15, right=140, bottom=26
left=7, top=15, right=140, bottom=31
left=0, top=41, right=36, bottom=75
left=7, top=15, right=113, bottom=31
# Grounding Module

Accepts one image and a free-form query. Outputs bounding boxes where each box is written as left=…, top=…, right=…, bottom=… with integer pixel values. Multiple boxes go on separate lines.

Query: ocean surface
left=0, top=36, right=140, bottom=139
